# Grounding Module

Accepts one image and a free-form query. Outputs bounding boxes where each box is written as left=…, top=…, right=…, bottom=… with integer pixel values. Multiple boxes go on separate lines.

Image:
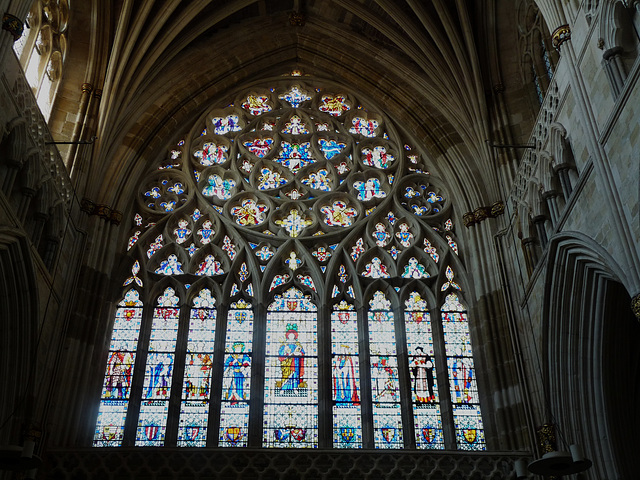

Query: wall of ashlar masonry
left=0, top=32, right=86, bottom=453
left=500, top=1, right=640, bottom=477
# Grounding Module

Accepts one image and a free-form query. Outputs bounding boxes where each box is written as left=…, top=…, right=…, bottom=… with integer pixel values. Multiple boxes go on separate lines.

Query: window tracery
left=95, top=78, right=485, bottom=451
left=13, top=0, right=68, bottom=120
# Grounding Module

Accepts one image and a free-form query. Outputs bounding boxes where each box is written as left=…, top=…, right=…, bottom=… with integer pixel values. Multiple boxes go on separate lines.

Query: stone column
left=554, top=163, right=573, bottom=199
left=602, top=47, right=626, bottom=98
left=542, top=190, right=560, bottom=227
left=533, top=215, right=549, bottom=250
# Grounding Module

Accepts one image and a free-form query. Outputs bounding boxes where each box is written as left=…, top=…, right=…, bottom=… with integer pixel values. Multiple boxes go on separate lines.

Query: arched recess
left=0, top=228, right=39, bottom=441
left=543, top=232, right=639, bottom=480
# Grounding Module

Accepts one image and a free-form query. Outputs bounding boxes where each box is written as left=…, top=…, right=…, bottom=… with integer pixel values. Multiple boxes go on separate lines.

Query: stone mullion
left=205, top=299, right=228, bottom=447
left=394, top=300, right=415, bottom=449
left=247, top=301, right=266, bottom=447
left=317, top=300, right=332, bottom=448
left=431, top=302, right=455, bottom=450
left=357, top=302, right=374, bottom=449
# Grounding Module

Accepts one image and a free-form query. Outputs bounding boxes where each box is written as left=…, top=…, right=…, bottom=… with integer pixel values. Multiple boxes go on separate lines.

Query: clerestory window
left=94, top=76, right=485, bottom=451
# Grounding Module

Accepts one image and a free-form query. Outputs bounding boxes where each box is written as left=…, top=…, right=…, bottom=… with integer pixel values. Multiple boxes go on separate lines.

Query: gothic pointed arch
left=95, top=75, right=488, bottom=451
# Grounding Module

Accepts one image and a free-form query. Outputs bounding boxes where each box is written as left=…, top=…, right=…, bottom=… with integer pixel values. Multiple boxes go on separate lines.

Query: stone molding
left=80, top=198, right=122, bottom=225
left=463, top=202, right=505, bottom=227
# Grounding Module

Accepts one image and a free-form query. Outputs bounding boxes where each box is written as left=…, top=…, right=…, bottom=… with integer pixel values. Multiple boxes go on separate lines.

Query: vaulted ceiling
left=63, top=1, right=522, bottom=212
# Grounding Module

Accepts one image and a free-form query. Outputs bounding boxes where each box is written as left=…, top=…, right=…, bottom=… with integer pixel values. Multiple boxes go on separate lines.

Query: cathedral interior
left=1, top=0, right=639, bottom=479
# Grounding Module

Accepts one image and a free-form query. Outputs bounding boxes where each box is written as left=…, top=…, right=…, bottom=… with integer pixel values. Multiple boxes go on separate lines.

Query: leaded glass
left=441, top=293, right=485, bottom=450
left=177, top=289, right=216, bottom=447
left=219, top=300, right=254, bottom=447
left=94, top=290, right=143, bottom=446
left=404, top=292, right=444, bottom=449
left=136, top=288, right=180, bottom=446
left=263, top=288, right=318, bottom=448
left=332, top=301, right=362, bottom=448
left=368, top=291, right=403, bottom=448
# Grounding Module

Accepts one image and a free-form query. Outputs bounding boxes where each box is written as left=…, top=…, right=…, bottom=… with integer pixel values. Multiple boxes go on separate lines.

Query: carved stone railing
left=43, top=448, right=527, bottom=479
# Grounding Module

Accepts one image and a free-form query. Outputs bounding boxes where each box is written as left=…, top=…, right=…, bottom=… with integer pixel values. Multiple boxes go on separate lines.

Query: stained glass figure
left=395, top=223, right=414, bottom=247
left=311, top=247, right=331, bottom=262
left=219, top=300, right=254, bottom=447
left=285, top=252, right=302, bottom=271
left=402, top=257, right=430, bottom=279
left=258, top=167, right=288, bottom=190
left=368, top=291, right=403, bottom=448
left=275, top=208, right=313, bottom=237
left=147, top=235, right=163, bottom=258
left=338, top=265, right=348, bottom=283
left=195, top=142, right=228, bottom=166
left=388, top=246, right=400, bottom=260
left=372, top=223, right=390, bottom=247
left=195, top=255, right=224, bottom=276
left=362, top=257, right=390, bottom=278
left=135, top=288, right=180, bottom=446
left=277, top=141, right=314, bottom=173
left=320, top=200, right=357, bottom=227
left=282, top=115, right=310, bottom=134
left=441, top=294, right=485, bottom=450
left=197, top=220, right=215, bottom=244
left=155, top=254, right=184, bottom=275
left=230, top=198, right=268, bottom=226
left=191, top=209, right=202, bottom=222
left=178, top=289, right=216, bottom=447
left=361, top=146, right=394, bottom=169
left=174, top=220, right=191, bottom=244
left=279, top=86, right=311, bottom=107
left=263, top=288, right=318, bottom=448
left=349, top=117, right=379, bottom=137
left=243, top=137, right=274, bottom=158
left=318, top=94, right=351, bottom=116
left=94, top=289, right=143, bottom=446
left=242, top=94, right=272, bottom=115
left=318, top=138, right=346, bottom=159
left=331, top=301, right=362, bottom=448
left=301, top=168, right=331, bottom=191
left=335, top=161, right=350, bottom=175
left=404, top=292, right=444, bottom=449
left=444, top=219, right=453, bottom=231
left=211, top=114, right=241, bottom=135
left=202, top=174, right=236, bottom=199
left=187, top=243, right=197, bottom=257
left=353, top=178, right=386, bottom=201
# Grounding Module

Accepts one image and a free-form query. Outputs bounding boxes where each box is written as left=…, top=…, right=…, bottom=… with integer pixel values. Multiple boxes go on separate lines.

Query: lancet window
left=95, top=76, right=486, bottom=451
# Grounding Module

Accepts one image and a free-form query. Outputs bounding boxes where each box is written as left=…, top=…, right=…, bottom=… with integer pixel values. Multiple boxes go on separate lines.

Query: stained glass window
left=368, top=291, right=403, bottom=448
left=219, top=299, right=254, bottom=447
left=177, top=289, right=216, bottom=447
left=135, top=288, right=180, bottom=446
left=94, top=289, right=143, bottom=446
left=98, top=79, right=486, bottom=452
left=405, top=292, right=444, bottom=449
left=331, top=301, right=362, bottom=448
left=263, top=288, right=318, bottom=448
left=442, top=293, right=486, bottom=450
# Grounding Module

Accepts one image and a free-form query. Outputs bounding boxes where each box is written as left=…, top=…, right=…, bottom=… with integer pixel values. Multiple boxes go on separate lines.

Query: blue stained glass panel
left=368, top=292, right=403, bottom=448
left=404, top=292, right=444, bottom=450
left=177, top=290, right=216, bottom=446
left=94, top=290, right=143, bottom=446
left=219, top=300, right=254, bottom=447
left=331, top=302, right=362, bottom=448
left=263, top=288, right=318, bottom=448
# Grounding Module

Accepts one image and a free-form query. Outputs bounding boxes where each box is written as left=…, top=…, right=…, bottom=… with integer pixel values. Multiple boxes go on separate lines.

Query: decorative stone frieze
left=463, top=202, right=505, bottom=227
left=80, top=198, right=122, bottom=225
